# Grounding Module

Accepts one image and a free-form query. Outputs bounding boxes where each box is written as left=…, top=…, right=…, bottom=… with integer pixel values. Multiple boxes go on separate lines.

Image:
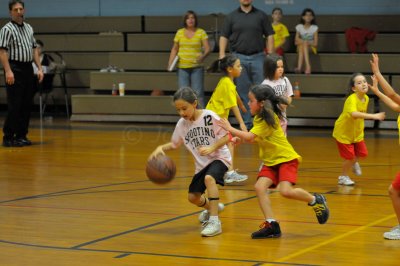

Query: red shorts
left=336, top=140, right=368, bottom=160
left=392, top=171, right=400, bottom=191
left=257, top=159, right=299, bottom=188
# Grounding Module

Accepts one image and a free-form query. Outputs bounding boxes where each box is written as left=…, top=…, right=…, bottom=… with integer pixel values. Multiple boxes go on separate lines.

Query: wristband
left=227, top=132, right=233, bottom=142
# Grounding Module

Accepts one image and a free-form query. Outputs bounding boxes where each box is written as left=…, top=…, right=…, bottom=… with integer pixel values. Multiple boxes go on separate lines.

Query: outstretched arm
left=230, top=106, right=248, bottom=132
left=369, top=75, right=400, bottom=112
left=217, top=118, right=256, bottom=142
left=370, top=53, right=400, bottom=105
left=351, top=111, right=385, bottom=120
left=149, top=142, right=177, bottom=160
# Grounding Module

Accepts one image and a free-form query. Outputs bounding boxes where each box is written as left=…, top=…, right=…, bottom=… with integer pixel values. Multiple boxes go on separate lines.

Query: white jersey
left=295, top=24, right=318, bottom=41
left=171, top=110, right=232, bottom=174
left=262, top=77, right=293, bottom=98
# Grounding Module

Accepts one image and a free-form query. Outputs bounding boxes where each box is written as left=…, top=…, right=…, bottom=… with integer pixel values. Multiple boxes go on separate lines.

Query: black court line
left=0, top=239, right=319, bottom=266
left=71, top=195, right=258, bottom=249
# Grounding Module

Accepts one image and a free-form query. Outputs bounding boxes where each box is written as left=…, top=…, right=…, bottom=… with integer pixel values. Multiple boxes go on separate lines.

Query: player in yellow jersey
left=218, top=84, right=329, bottom=238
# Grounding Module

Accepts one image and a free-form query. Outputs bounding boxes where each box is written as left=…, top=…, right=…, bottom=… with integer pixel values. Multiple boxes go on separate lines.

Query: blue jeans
left=177, top=67, right=205, bottom=107
left=233, top=52, right=265, bottom=129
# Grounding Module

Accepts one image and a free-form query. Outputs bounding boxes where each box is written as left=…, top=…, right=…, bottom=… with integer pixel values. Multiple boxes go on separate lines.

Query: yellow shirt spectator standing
left=168, top=10, right=210, bottom=107
left=271, top=7, right=289, bottom=56
left=332, top=73, right=385, bottom=186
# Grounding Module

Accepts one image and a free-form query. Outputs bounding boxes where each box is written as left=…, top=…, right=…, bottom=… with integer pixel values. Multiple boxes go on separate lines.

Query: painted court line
left=273, top=214, right=396, bottom=264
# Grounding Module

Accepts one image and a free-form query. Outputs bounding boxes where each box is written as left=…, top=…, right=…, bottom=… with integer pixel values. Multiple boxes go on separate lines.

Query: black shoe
left=310, top=193, right=330, bottom=224
left=16, top=137, right=32, bottom=146
left=251, top=221, right=281, bottom=239
left=2, top=138, right=24, bottom=147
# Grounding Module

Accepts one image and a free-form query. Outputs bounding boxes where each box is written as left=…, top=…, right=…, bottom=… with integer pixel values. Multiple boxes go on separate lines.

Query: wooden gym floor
left=0, top=118, right=399, bottom=266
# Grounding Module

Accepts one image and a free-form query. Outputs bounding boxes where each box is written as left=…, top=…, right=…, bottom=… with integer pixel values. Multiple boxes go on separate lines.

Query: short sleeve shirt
left=333, top=93, right=369, bottom=144
left=295, top=24, right=318, bottom=41
left=206, top=77, right=237, bottom=119
left=250, top=114, right=301, bottom=166
left=272, top=23, right=289, bottom=48
left=171, top=110, right=232, bottom=173
left=174, top=28, right=208, bottom=68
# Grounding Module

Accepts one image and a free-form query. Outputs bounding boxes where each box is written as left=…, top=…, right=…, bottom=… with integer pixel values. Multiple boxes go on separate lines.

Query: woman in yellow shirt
left=218, top=84, right=329, bottom=239
left=333, top=73, right=385, bottom=186
left=168, top=10, right=211, bottom=107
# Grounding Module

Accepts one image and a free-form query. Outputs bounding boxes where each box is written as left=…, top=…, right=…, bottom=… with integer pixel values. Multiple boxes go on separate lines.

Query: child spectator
left=294, top=8, right=318, bottom=74
left=270, top=7, right=289, bottom=56
left=262, top=54, right=293, bottom=135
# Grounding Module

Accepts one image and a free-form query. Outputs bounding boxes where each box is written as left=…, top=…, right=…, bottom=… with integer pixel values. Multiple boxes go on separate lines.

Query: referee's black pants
left=3, top=61, right=35, bottom=140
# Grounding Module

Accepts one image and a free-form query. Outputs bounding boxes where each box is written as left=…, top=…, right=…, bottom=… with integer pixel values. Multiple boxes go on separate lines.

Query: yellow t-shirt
left=250, top=114, right=301, bottom=166
left=206, top=77, right=237, bottom=119
left=333, top=93, right=369, bottom=144
left=272, top=23, right=290, bottom=48
left=174, top=28, right=208, bottom=69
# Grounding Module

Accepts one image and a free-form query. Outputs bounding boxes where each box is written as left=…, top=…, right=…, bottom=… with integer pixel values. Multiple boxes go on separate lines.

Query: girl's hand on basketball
left=149, top=146, right=165, bottom=160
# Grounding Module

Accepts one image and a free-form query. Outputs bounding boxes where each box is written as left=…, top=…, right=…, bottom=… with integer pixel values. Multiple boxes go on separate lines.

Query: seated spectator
left=33, top=39, right=55, bottom=93
left=294, top=8, right=318, bottom=75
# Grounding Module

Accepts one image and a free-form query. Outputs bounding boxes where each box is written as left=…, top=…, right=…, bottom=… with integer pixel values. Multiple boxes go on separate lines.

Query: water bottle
left=293, top=81, right=301, bottom=98
left=112, top=83, right=118, bottom=96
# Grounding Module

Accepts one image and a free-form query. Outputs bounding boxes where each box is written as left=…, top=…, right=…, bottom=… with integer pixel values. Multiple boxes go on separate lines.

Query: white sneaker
left=383, top=225, right=400, bottom=240
left=352, top=162, right=362, bottom=176
left=338, top=175, right=355, bottom=186
left=198, top=203, right=225, bottom=223
left=201, top=219, right=222, bottom=237
left=224, top=170, right=248, bottom=184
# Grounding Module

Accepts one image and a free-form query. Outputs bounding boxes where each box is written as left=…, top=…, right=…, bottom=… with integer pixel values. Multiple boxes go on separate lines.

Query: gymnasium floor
left=0, top=117, right=399, bottom=265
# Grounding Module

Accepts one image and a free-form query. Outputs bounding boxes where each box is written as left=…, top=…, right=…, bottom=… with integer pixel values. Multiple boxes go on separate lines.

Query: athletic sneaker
left=352, top=162, right=362, bottom=176
left=338, top=175, right=355, bottom=186
left=201, top=219, right=222, bottom=237
left=198, top=203, right=225, bottom=223
left=383, top=225, right=400, bottom=240
left=224, top=170, right=248, bottom=184
left=251, top=221, right=281, bottom=239
left=310, top=193, right=330, bottom=224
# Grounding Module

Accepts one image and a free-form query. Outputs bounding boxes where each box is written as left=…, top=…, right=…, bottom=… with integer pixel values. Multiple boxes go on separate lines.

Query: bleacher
left=0, top=15, right=398, bottom=127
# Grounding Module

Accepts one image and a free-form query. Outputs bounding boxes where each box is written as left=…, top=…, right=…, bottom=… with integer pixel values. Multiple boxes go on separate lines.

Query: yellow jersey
left=251, top=114, right=301, bottom=166
left=333, top=93, right=369, bottom=144
left=206, top=77, right=237, bottom=119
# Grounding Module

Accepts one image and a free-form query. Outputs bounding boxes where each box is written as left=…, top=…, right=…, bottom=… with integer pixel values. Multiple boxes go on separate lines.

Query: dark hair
left=207, top=54, right=238, bottom=74
left=173, top=87, right=198, bottom=105
left=183, top=10, right=198, bottom=28
left=263, top=54, right=284, bottom=80
left=9, top=0, right=24, bottom=10
left=272, top=7, right=283, bottom=14
left=300, top=8, right=316, bottom=25
left=346, top=72, right=365, bottom=97
left=36, top=39, right=44, bottom=47
left=250, top=84, right=288, bottom=128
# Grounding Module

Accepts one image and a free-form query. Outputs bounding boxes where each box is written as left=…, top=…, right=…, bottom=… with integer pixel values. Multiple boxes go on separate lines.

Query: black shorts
left=188, top=160, right=228, bottom=193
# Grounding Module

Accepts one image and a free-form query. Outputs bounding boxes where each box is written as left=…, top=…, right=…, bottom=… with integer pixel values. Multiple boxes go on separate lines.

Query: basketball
left=146, top=155, right=176, bottom=184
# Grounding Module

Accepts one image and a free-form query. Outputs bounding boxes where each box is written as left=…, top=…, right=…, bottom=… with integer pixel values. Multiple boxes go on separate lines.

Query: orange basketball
left=146, top=155, right=176, bottom=184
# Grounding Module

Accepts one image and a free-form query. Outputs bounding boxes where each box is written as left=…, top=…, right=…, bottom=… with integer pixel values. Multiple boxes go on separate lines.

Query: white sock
left=266, top=218, right=276, bottom=223
left=309, top=196, right=316, bottom=206
left=227, top=170, right=234, bottom=174
left=209, top=216, right=219, bottom=222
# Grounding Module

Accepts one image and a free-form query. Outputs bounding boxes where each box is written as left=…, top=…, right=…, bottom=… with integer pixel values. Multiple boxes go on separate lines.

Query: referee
left=0, top=0, right=43, bottom=147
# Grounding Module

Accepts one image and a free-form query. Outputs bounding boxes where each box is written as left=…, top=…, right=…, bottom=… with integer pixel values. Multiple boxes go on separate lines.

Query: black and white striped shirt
left=0, top=21, right=36, bottom=63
